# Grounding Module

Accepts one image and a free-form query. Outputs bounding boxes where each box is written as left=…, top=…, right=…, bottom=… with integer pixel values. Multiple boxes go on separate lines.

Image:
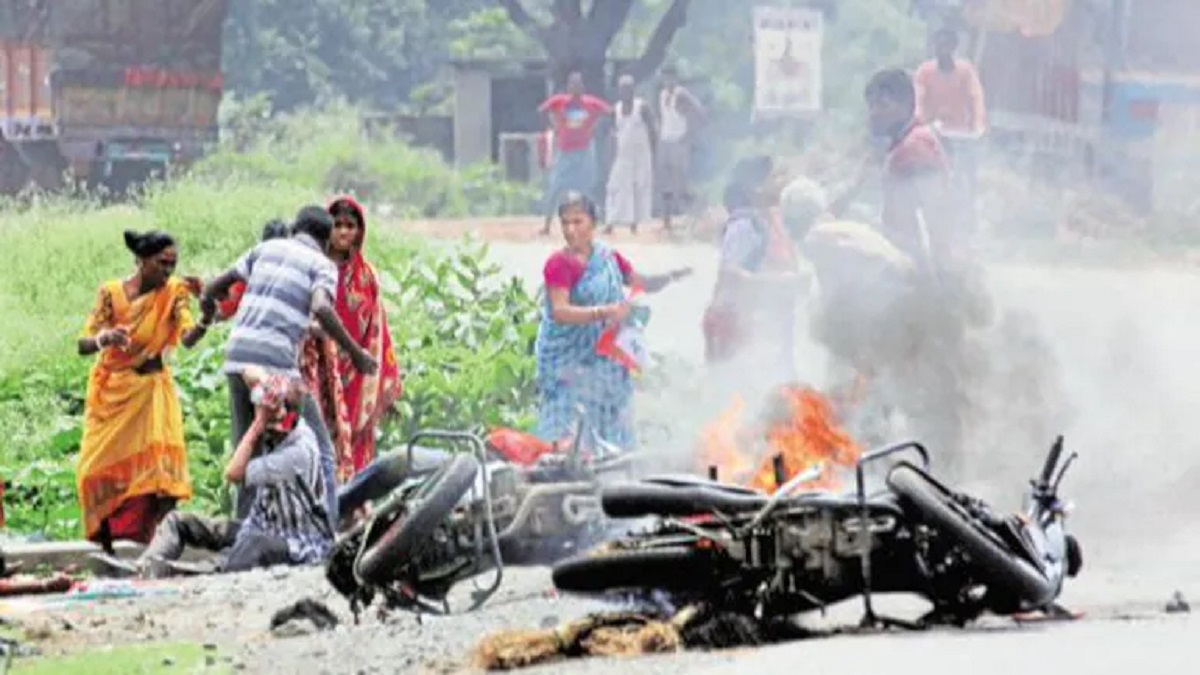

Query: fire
left=699, top=384, right=862, bottom=493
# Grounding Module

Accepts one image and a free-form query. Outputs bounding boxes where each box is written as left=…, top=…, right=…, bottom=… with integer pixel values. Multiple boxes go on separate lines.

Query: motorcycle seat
left=601, top=480, right=770, bottom=518
left=641, top=473, right=762, bottom=495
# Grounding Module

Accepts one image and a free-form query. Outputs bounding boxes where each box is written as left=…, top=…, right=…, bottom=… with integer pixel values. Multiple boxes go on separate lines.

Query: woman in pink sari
left=326, top=197, right=403, bottom=481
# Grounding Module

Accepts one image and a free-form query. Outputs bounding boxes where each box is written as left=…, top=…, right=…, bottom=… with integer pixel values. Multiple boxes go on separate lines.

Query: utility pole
left=1100, top=0, right=1128, bottom=126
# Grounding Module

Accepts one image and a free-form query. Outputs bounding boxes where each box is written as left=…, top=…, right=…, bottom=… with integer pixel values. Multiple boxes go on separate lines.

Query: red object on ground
left=486, top=428, right=555, bottom=467
left=0, top=574, right=72, bottom=597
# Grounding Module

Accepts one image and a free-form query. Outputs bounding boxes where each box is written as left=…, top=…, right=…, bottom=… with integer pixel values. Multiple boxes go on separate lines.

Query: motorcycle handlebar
left=1039, top=436, right=1064, bottom=488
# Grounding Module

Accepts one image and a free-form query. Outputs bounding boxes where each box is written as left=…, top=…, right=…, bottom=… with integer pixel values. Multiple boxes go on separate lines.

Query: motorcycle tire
left=887, top=464, right=1055, bottom=610
left=552, top=545, right=720, bottom=595
left=356, top=453, right=479, bottom=585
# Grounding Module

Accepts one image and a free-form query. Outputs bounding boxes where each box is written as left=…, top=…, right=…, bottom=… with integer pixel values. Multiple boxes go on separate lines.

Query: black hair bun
left=123, top=229, right=176, bottom=258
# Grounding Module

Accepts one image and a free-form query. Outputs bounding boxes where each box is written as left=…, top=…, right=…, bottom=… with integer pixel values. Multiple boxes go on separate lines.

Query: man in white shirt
left=656, top=65, right=706, bottom=231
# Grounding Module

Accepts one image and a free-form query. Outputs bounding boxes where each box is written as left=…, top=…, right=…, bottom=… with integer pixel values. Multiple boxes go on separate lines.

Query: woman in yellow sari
left=77, top=230, right=213, bottom=551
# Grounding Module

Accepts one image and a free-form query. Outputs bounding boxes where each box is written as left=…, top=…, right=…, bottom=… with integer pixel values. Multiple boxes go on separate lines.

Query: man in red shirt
left=914, top=29, right=987, bottom=137
left=864, top=68, right=958, bottom=274
left=913, top=28, right=986, bottom=233
left=538, top=72, right=612, bottom=234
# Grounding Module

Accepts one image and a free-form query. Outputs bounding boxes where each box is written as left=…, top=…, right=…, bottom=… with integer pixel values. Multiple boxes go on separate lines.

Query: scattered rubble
left=1165, top=591, right=1190, bottom=614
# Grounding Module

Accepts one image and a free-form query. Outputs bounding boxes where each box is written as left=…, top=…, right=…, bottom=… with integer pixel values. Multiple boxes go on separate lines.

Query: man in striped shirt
left=201, top=206, right=378, bottom=528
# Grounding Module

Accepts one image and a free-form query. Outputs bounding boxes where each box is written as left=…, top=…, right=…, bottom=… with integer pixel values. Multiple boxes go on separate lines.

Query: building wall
left=453, top=68, right=492, bottom=168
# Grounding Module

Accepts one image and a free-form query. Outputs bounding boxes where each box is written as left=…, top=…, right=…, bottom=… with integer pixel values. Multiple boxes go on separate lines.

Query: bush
left=0, top=174, right=539, bottom=539
left=199, top=100, right=539, bottom=217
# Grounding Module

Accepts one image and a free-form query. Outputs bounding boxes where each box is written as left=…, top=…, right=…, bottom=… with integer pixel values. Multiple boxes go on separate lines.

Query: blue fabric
left=545, top=144, right=598, bottom=215
left=535, top=242, right=633, bottom=449
left=720, top=209, right=768, bottom=272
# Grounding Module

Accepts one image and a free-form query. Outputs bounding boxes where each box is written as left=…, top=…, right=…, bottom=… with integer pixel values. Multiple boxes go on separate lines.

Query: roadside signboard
left=753, top=5, right=824, bottom=118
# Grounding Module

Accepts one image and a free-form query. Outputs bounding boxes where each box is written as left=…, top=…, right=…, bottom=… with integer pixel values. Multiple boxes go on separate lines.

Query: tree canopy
left=221, top=0, right=924, bottom=118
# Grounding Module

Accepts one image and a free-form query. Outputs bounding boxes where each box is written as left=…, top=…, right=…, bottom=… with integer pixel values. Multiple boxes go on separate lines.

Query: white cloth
left=660, top=88, right=688, bottom=142
left=606, top=98, right=654, bottom=226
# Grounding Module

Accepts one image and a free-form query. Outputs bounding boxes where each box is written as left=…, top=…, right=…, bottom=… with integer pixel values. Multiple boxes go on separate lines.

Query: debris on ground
left=0, top=574, right=72, bottom=597
left=474, top=610, right=685, bottom=671
left=472, top=604, right=816, bottom=671
left=269, top=598, right=340, bottom=638
left=1165, top=591, right=1190, bottom=614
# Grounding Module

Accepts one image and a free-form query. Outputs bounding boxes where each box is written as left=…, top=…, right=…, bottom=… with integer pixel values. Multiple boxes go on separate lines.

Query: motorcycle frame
left=364, top=407, right=630, bottom=615
left=853, top=441, right=931, bottom=629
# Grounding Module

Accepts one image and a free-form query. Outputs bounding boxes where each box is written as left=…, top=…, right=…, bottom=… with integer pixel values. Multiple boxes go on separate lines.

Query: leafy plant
left=0, top=232, right=539, bottom=540
left=196, top=101, right=538, bottom=216
left=375, top=237, right=541, bottom=444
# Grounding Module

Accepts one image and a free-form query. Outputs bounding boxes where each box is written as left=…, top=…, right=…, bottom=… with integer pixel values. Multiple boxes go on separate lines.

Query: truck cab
left=0, top=0, right=227, bottom=197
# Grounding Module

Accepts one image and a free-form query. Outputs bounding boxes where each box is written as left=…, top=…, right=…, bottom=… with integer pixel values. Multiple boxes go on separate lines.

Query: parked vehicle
left=0, top=0, right=226, bottom=197
left=552, top=437, right=1082, bottom=628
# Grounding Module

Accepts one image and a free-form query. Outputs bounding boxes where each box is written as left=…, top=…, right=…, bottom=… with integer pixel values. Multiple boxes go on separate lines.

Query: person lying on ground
left=200, top=206, right=379, bottom=531
left=93, top=368, right=333, bottom=579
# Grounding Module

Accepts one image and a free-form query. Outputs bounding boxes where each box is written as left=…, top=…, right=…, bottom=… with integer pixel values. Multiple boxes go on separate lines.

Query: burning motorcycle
left=552, top=437, right=1082, bottom=628
left=324, top=409, right=634, bottom=618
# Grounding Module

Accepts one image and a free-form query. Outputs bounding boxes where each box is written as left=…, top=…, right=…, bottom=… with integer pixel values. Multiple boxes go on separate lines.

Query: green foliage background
left=222, top=0, right=925, bottom=121
left=0, top=108, right=540, bottom=539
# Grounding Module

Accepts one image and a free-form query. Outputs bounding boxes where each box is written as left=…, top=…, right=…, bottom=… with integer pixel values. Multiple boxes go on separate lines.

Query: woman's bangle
left=592, top=306, right=603, bottom=322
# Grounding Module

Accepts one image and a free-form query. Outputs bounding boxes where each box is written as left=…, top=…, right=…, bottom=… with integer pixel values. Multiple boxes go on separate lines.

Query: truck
left=0, top=0, right=227, bottom=197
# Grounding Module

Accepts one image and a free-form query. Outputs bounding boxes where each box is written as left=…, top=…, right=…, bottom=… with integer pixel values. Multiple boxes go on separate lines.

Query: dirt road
left=7, top=237, right=1199, bottom=673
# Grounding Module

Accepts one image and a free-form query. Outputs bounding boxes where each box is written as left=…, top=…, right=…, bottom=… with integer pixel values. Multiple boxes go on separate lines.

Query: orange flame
left=699, top=385, right=862, bottom=493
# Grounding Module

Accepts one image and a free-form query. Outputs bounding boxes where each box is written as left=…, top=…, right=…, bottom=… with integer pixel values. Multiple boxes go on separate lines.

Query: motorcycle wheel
left=887, top=464, right=1055, bottom=610
left=552, top=545, right=720, bottom=595
left=356, top=453, right=480, bottom=586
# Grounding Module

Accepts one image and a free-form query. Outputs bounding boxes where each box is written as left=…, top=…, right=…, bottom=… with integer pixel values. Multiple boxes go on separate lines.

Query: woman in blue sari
left=536, top=192, right=690, bottom=449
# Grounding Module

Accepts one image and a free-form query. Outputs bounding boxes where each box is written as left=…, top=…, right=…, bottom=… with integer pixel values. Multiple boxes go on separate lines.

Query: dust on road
left=7, top=237, right=1200, bottom=674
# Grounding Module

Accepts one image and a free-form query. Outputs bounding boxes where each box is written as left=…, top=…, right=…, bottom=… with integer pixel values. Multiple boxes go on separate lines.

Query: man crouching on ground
left=96, top=367, right=333, bottom=578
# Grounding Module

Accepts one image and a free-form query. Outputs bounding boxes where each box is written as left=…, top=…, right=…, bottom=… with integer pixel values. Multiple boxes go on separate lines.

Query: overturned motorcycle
left=325, top=414, right=634, bottom=618
left=552, top=437, right=1083, bottom=629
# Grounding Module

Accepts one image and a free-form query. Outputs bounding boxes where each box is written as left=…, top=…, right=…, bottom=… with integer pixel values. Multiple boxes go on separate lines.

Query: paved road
left=482, top=241, right=1200, bottom=674
left=14, top=241, right=1196, bottom=674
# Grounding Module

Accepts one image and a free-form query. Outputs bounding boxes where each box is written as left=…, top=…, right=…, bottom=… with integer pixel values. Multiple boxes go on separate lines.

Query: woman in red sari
left=327, top=197, right=403, bottom=481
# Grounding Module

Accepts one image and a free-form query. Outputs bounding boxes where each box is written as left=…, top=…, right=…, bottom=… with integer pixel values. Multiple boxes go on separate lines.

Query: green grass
left=11, top=642, right=224, bottom=674
left=0, top=102, right=545, bottom=539
left=0, top=179, right=321, bottom=374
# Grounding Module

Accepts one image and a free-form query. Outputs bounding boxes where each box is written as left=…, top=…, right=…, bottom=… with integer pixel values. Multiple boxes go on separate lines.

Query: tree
left=497, top=0, right=692, bottom=94
left=222, top=0, right=489, bottom=111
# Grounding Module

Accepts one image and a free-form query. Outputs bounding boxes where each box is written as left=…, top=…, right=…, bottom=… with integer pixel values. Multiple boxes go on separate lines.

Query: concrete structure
left=451, top=58, right=551, bottom=170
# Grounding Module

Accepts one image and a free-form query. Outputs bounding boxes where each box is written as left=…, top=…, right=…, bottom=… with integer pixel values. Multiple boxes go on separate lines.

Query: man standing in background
left=865, top=68, right=956, bottom=271
left=538, top=71, right=612, bottom=235
left=605, top=74, right=658, bottom=235
left=913, top=27, right=987, bottom=232
left=657, top=65, right=706, bottom=232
